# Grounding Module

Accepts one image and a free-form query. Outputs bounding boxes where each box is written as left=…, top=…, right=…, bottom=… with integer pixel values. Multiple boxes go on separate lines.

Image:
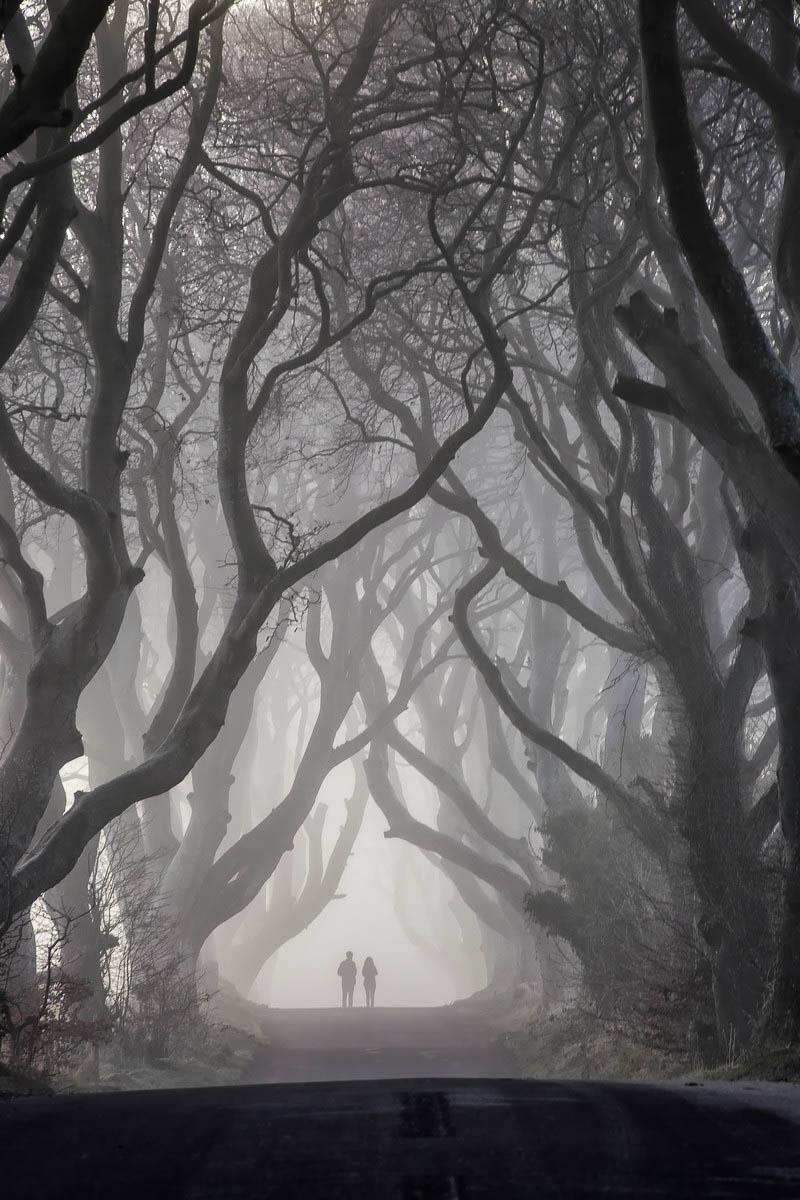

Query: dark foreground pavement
left=3, top=1076, right=800, bottom=1198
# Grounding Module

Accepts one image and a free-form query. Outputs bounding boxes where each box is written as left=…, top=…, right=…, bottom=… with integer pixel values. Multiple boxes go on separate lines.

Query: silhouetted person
left=338, top=950, right=357, bottom=1008
left=363, top=956, right=378, bottom=1007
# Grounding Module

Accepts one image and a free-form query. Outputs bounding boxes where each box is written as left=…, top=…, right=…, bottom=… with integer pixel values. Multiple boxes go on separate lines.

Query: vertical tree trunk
left=681, top=709, right=768, bottom=1050
left=760, top=553, right=800, bottom=1039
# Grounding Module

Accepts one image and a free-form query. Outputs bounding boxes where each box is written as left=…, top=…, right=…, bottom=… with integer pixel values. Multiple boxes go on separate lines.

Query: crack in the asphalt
left=400, top=1174, right=464, bottom=1198
left=399, top=1092, right=454, bottom=1138
left=397, top=1093, right=462, bottom=1197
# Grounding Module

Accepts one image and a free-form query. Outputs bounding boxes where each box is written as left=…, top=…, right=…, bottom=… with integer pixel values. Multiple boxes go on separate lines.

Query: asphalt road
left=247, top=1005, right=519, bottom=1082
left=3, top=1007, right=800, bottom=1198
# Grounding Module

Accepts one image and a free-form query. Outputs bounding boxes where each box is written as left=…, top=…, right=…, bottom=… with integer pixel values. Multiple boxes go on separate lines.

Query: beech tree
left=622, top=0, right=800, bottom=1038
left=323, top=2, right=785, bottom=1055
left=0, top=2, right=545, bottom=943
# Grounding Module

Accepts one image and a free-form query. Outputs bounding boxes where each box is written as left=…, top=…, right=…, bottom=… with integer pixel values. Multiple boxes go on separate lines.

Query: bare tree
left=2, top=2, right=543, bottom=936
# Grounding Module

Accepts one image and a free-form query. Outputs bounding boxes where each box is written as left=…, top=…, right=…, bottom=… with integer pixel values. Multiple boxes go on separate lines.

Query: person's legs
left=346, top=984, right=354, bottom=1008
left=341, top=982, right=347, bottom=1008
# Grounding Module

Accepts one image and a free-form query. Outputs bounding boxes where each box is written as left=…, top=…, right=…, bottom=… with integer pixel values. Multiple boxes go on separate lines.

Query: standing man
left=337, top=950, right=357, bottom=1008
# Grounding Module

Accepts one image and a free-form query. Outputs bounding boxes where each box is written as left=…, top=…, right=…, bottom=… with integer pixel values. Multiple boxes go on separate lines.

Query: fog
left=252, top=799, right=483, bottom=1009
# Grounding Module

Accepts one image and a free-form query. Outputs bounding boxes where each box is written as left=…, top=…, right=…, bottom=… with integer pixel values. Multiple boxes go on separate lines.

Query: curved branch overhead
left=452, top=563, right=666, bottom=859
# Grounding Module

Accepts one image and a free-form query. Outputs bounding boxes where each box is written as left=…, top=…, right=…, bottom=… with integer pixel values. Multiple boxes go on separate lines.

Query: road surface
left=3, top=1005, right=800, bottom=1198
left=247, top=1004, right=518, bottom=1082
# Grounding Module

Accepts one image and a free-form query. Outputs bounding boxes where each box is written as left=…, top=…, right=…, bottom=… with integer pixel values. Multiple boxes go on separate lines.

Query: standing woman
left=363, top=956, right=378, bottom=1007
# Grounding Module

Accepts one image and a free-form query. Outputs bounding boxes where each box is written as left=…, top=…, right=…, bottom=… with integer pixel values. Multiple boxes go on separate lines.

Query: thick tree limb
left=452, top=563, right=666, bottom=859
left=524, top=890, right=589, bottom=958
left=746, top=780, right=780, bottom=850
left=639, top=0, right=800, bottom=464
left=680, top=0, right=800, bottom=136
left=0, top=0, right=114, bottom=157
left=614, top=291, right=800, bottom=575
left=612, top=376, right=679, bottom=419
left=365, top=738, right=530, bottom=914
left=386, top=725, right=537, bottom=883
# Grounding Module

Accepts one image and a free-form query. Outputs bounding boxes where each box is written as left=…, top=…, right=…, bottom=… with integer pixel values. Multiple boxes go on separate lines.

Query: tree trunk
left=681, top=713, right=768, bottom=1050
left=760, top=553, right=800, bottom=1039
